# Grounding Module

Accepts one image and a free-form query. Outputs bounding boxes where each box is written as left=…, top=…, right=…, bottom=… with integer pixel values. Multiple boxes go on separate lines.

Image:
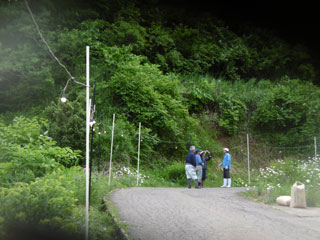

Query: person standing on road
left=220, top=148, right=231, bottom=188
left=200, top=150, right=211, bottom=187
left=195, top=149, right=203, bottom=188
left=185, top=146, right=200, bottom=189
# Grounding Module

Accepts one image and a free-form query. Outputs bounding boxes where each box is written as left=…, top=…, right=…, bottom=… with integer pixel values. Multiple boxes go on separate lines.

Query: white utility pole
left=137, top=122, right=141, bottom=186
left=85, top=46, right=90, bottom=240
left=315, top=136, right=317, bottom=160
left=247, top=134, right=250, bottom=186
left=108, top=114, right=115, bottom=186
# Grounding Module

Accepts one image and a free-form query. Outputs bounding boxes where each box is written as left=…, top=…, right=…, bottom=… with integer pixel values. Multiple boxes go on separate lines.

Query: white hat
left=223, top=148, right=229, bottom=152
left=190, top=146, right=195, bottom=151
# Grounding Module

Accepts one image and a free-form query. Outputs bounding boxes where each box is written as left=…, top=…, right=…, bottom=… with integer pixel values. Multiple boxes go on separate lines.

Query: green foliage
left=1, top=0, right=320, bottom=215
left=1, top=0, right=320, bottom=160
left=43, top=166, right=110, bottom=207
left=217, top=97, right=247, bottom=135
left=180, top=75, right=248, bottom=136
left=180, top=75, right=216, bottom=113
left=0, top=1, right=57, bottom=112
left=251, top=78, right=320, bottom=146
left=241, top=27, right=317, bottom=81
left=0, top=116, right=81, bottom=186
left=246, top=157, right=320, bottom=207
left=98, top=46, right=198, bottom=157
left=0, top=165, right=125, bottom=239
left=44, top=100, right=86, bottom=154
left=159, top=161, right=186, bottom=185
left=0, top=178, right=79, bottom=238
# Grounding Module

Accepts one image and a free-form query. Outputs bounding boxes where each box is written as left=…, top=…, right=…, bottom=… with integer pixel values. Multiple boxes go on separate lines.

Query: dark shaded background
left=160, top=0, right=320, bottom=56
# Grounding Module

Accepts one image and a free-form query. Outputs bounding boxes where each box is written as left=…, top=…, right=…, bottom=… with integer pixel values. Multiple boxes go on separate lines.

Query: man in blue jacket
left=185, top=146, right=200, bottom=189
left=220, top=148, right=232, bottom=188
left=195, top=149, right=203, bottom=188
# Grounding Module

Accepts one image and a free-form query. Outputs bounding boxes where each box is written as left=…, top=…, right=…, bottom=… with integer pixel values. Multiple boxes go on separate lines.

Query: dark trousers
left=223, top=168, right=230, bottom=178
left=202, top=168, right=207, bottom=181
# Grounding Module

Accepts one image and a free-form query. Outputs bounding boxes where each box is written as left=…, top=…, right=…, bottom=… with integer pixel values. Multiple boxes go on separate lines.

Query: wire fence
left=87, top=114, right=320, bottom=186
left=230, top=134, right=319, bottom=170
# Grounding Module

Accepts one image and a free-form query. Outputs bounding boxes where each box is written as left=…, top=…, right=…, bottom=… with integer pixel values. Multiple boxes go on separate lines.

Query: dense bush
left=96, top=46, right=200, bottom=157
left=251, top=78, right=320, bottom=146
left=0, top=116, right=81, bottom=186
left=0, top=177, right=80, bottom=239
left=45, top=100, right=86, bottom=155
left=159, top=161, right=186, bottom=185
left=0, top=165, right=125, bottom=240
left=179, top=75, right=320, bottom=146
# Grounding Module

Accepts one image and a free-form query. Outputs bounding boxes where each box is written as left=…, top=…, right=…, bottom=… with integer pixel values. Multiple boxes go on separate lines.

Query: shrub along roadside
left=243, top=157, right=320, bottom=207
left=0, top=116, right=82, bottom=187
left=0, top=166, right=126, bottom=240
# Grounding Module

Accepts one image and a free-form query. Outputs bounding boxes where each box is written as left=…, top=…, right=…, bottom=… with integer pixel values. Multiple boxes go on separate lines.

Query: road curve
left=109, top=187, right=320, bottom=240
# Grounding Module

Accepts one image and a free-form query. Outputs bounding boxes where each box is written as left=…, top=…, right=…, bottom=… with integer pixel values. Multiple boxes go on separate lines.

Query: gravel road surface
left=110, top=187, right=320, bottom=240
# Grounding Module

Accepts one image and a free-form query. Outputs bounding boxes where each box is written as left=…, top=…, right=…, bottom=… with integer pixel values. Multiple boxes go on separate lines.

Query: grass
left=242, top=157, right=320, bottom=207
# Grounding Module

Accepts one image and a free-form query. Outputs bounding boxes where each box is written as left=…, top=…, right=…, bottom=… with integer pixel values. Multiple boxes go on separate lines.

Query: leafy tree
left=251, top=77, right=320, bottom=146
left=0, top=116, right=81, bottom=186
left=98, top=46, right=198, bottom=156
left=44, top=100, right=86, bottom=154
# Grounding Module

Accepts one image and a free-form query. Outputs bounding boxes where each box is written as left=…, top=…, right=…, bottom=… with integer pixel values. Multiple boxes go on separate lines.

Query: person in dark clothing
left=185, top=145, right=200, bottom=189
left=200, top=150, right=211, bottom=187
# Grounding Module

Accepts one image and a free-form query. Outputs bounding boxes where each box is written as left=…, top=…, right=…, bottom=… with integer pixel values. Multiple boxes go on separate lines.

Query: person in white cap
left=220, top=148, right=232, bottom=188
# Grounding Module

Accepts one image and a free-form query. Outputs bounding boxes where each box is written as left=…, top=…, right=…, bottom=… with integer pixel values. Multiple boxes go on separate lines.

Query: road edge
left=103, top=188, right=132, bottom=240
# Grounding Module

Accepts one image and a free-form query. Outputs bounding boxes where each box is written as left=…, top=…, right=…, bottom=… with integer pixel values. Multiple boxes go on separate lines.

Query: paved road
left=110, top=187, right=320, bottom=240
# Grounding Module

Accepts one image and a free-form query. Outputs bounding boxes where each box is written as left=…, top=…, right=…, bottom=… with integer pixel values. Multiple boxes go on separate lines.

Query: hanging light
left=61, top=77, right=86, bottom=104
left=61, top=91, right=67, bottom=103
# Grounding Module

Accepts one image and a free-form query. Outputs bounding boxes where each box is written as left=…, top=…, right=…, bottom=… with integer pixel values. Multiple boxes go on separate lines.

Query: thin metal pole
left=315, top=136, right=317, bottom=160
left=108, top=114, right=115, bottom=186
left=137, top=122, right=141, bottom=186
left=85, top=46, right=90, bottom=240
left=98, top=120, right=101, bottom=173
left=89, top=81, right=96, bottom=201
left=247, top=134, right=250, bottom=186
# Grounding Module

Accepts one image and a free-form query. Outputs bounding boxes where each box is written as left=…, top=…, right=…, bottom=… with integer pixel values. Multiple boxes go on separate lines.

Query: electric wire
left=24, top=0, right=73, bottom=79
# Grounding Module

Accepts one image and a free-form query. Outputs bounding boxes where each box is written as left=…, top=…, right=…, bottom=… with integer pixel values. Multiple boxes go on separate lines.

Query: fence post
left=85, top=46, right=90, bottom=240
left=247, top=134, right=250, bottom=186
left=137, top=122, right=141, bottom=186
left=108, top=113, right=115, bottom=186
left=315, top=136, right=317, bottom=160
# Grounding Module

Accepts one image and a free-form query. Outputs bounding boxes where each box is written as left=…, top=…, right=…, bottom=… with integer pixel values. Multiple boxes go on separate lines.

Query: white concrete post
left=137, top=122, right=141, bottom=186
left=108, top=114, right=115, bottom=186
left=315, top=136, right=317, bottom=160
left=85, top=46, right=90, bottom=240
left=247, top=134, right=250, bottom=186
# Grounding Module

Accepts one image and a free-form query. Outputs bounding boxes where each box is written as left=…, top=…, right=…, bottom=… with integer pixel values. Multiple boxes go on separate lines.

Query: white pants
left=185, top=164, right=198, bottom=180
